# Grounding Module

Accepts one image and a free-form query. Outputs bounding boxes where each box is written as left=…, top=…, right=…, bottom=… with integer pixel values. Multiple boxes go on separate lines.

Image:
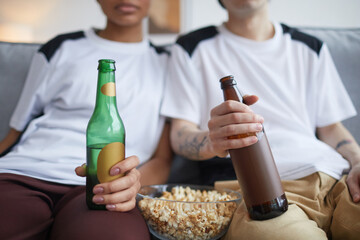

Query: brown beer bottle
left=220, top=75, right=288, bottom=220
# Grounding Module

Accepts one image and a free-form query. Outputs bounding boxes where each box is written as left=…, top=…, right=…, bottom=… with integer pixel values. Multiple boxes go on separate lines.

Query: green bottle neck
left=94, top=70, right=118, bottom=113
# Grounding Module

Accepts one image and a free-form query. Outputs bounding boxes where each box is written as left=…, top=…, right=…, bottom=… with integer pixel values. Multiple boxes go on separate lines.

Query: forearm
left=0, top=128, right=22, bottom=155
left=138, top=157, right=172, bottom=186
left=138, top=121, right=173, bottom=185
left=317, top=123, right=360, bottom=167
left=170, top=120, right=215, bottom=160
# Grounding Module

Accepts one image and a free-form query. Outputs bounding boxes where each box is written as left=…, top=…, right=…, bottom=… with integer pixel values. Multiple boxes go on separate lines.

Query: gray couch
left=0, top=42, right=40, bottom=141
left=0, top=27, right=360, bottom=147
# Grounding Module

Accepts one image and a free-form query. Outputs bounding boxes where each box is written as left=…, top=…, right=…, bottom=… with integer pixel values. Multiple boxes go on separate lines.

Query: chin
left=111, top=15, right=143, bottom=27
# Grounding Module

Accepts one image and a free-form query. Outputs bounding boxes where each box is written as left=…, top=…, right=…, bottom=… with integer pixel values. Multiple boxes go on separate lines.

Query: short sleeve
left=315, top=44, right=357, bottom=127
left=9, top=52, right=50, bottom=131
left=160, top=44, right=202, bottom=125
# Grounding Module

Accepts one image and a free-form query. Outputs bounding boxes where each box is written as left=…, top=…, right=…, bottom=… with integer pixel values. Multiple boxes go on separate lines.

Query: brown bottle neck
left=222, top=85, right=242, bottom=102
left=220, top=76, right=243, bottom=102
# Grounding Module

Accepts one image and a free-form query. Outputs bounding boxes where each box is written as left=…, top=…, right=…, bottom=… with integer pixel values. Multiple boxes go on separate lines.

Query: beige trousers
left=216, top=172, right=360, bottom=240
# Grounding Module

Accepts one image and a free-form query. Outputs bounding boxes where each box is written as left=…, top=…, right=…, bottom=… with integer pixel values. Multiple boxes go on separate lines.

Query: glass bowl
left=136, top=184, right=242, bottom=240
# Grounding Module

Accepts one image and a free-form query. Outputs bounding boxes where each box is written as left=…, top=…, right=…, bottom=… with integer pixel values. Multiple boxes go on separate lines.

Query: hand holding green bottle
left=75, top=155, right=141, bottom=212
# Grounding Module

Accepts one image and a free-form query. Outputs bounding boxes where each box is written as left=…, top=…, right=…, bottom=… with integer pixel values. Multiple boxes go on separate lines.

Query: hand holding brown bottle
left=207, top=95, right=264, bottom=158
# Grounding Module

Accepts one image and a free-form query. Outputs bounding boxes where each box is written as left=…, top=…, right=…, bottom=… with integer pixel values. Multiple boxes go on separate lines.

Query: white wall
left=183, top=0, right=360, bottom=32
left=155, top=0, right=360, bottom=44
left=269, top=0, right=360, bottom=28
left=0, top=0, right=359, bottom=44
left=0, top=0, right=105, bottom=43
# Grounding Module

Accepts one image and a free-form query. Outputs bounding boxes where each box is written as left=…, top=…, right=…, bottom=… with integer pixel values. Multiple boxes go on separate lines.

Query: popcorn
left=138, top=186, right=239, bottom=240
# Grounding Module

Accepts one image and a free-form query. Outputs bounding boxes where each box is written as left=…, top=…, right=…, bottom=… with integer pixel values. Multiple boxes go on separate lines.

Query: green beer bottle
left=86, top=59, right=125, bottom=210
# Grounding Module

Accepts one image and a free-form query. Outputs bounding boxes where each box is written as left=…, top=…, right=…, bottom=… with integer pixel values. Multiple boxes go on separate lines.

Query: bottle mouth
left=98, top=59, right=116, bottom=72
left=220, top=75, right=236, bottom=89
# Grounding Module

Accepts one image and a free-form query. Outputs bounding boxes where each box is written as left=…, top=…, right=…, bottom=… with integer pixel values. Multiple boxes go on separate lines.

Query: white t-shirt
left=161, top=22, right=357, bottom=180
left=0, top=29, right=169, bottom=185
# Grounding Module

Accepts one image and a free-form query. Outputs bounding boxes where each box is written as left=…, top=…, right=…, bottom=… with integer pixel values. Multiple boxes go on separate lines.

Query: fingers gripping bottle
left=220, top=75, right=288, bottom=220
left=86, top=59, right=125, bottom=210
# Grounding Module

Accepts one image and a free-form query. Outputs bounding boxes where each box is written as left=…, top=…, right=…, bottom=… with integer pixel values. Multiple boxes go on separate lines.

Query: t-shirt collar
left=217, top=22, right=282, bottom=51
left=85, top=28, right=149, bottom=54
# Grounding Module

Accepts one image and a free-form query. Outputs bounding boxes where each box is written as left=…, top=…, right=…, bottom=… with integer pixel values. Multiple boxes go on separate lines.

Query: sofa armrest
left=299, top=27, right=360, bottom=143
left=0, top=41, right=41, bottom=140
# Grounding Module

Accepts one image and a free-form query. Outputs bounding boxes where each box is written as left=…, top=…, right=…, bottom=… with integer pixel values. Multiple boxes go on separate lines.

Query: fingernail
left=110, top=168, right=120, bottom=176
left=354, top=194, right=360, bottom=202
left=93, top=196, right=104, bottom=203
left=106, top=204, right=116, bottom=210
left=249, top=136, right=258, bottom=144
left=93, top=187, right=104, bottom=194
left=255, top=124, right=262, bottom=131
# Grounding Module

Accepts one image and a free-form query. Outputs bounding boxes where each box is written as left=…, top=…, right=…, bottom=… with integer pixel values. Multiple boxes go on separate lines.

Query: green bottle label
left=97, top=142, right=125, bottom=183
left=100, top=82, right=116, bottom=97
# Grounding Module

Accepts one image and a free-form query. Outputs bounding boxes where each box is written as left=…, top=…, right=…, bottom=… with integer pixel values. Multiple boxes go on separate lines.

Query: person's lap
left=222, top=172, right=360, bottom=240
left=329, top=174, right=360, bottom=239
left=0, top=173, right=150, bottom=240
left=224, top=203, right=328, bottom=240
left=50, top=185, right=150, bottom=240
left=0, top=173, right=72, bottom=239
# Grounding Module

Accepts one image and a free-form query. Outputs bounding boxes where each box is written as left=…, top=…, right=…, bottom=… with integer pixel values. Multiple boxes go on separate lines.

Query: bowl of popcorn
left=136, top=184, right=241, bottom=240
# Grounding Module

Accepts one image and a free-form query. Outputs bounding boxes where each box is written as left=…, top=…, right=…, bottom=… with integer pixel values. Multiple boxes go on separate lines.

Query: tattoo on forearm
left=177, top=126, right=187, bottom=138
left=180, top=136, right=207, bottom=159
left=335, top=139, right=353, bottom=150
left=178, top=132, right=208, bottom=159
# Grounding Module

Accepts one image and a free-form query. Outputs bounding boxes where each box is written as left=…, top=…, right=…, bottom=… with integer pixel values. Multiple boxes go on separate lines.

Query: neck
left=225, top=4, right=274, bottom=41
left=98, top=21, right=143, bottom=43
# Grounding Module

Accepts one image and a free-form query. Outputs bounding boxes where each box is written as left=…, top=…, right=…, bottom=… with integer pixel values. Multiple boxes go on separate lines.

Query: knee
left=51, top=206, right=151, bottom=240
left=224, top=204, right=327, bottom=240
left=331, top=205, right=360, bottom=240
